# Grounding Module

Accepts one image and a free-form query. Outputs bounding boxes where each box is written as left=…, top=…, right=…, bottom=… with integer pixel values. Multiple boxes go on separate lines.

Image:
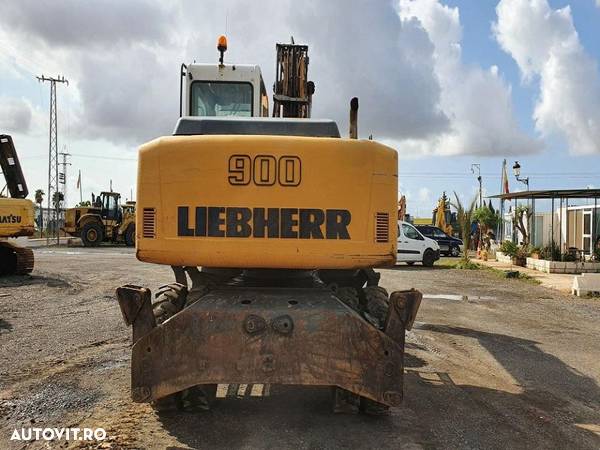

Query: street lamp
left=512, top=161, right=529, bottom=190
left=512, top=161, right=532, bottom=245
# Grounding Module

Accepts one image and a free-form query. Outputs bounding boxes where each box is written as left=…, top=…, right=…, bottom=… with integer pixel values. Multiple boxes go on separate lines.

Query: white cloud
left=0, top=0, right=451, bottom=146
left=0, top=97, right=33, bottom=133
left=0, top=0, right=537, bottom=158
left=417, top=187, right=432, bottom=205
left=494, top=0, right=600, bottom=155
left=397, top=0, right=540, bottom=156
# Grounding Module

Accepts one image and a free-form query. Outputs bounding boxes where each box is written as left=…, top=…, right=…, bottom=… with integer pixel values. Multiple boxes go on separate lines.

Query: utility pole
left=471, top=163, right=482, bottom=208
left=59, top=149, right=71, bottom=208
left=37, top=75, right=68, bottom=245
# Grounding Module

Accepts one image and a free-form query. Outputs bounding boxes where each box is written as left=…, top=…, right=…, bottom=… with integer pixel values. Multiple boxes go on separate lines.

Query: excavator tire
left=332, top=284, right=391, bottom=415
left=359, top=285, right=391, bottom=415
left=152, top=283, right=187, bottom=325
left=0, top=242, right=34, bottom=276
left=151, top=281, right=217, bottom=412
left=124, top=224, right=135, bottom=247
left=81, top=222, right=103, bottom=247
left=362, top=285, right=389, bottom=330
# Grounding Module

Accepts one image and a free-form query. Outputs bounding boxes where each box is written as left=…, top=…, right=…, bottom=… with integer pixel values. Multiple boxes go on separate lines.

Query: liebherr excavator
left=117, top=38, right=421, bottom=414
left=0, top=135, right=35, bottom=275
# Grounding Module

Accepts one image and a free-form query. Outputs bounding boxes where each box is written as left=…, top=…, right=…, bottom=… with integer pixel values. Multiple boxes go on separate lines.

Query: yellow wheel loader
left=0, top=135, right=35, bottom=275
left=63, top=192, right=136, bottom=247
left=117, top=38, right=421, bottom=414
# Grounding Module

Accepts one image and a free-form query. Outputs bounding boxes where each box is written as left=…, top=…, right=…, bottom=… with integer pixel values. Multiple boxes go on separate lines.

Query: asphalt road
left=1, top=248, right=599, bottom=449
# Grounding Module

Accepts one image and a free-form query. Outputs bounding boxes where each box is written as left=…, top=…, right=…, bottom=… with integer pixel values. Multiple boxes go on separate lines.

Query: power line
left=69, top=153, right=137, bottom=161
left=399, top=171, right=599, bottom=176
left=399, top=173, right=598, bottom=179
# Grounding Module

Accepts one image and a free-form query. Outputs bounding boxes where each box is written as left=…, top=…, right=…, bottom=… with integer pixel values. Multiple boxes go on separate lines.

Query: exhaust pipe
left=349, top=97, right=358, bottom=139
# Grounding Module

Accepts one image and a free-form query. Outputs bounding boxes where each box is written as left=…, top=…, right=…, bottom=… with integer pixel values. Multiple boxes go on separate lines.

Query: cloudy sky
left=1, top=0, right=599, bottom=216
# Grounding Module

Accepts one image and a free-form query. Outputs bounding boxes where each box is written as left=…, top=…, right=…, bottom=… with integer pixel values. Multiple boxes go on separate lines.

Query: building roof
left=489, top=188, right=600, bottom=200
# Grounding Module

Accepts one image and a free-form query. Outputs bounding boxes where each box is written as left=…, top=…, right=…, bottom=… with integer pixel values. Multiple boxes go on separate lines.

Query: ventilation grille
left=375, top=212, right=389, bottom=243
left=142, top=208, right=156, bottom=238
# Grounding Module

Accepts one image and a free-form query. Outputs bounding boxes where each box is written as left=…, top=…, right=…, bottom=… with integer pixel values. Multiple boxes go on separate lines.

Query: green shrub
left=499, top=240, right=518, bottom=258
left=540, top=242, right=561, bottom=261
left=516, top=245, right=531, bottom=258
left=453, top=259, right=481, bottom=270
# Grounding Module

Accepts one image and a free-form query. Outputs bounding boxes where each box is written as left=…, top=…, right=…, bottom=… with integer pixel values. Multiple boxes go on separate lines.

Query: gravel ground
left=0, top=248, right=599, bottom=449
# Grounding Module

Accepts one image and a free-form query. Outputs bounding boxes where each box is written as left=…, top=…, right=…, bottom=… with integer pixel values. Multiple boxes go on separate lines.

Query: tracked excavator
left=117, top=37, right=421, bottom=414
left=0, top=135, right=35, bottom=275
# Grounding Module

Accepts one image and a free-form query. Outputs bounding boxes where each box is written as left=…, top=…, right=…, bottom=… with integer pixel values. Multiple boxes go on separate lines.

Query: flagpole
left=500, top=159, right=506, bottom=241
left=78, top=170, right=82, bottom=203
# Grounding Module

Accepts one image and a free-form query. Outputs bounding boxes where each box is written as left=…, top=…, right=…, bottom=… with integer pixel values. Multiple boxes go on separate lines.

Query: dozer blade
left=121, top=287, right=421, bottom=407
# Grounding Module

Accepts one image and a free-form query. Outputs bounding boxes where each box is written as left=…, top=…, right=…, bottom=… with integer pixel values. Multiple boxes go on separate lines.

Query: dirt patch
left=1, top=248, right=599, bottom=449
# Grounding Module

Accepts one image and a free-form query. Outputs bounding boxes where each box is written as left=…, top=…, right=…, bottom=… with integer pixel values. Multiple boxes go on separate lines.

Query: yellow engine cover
left=0, top=198, right=35, bottom=238
left=136, top=135, right=398, bottom=269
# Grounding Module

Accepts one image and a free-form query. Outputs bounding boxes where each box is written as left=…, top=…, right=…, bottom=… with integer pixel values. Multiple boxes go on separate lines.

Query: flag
left=501, top=159, right=509, bottom=194
left=76, top=170, right=81, bottom=189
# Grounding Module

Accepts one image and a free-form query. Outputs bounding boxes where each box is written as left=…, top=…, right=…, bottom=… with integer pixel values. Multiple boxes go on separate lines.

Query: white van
left=397, top=221, right=440, bottom=267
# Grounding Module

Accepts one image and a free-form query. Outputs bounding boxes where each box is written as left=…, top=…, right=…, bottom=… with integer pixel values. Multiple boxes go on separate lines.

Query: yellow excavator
left=0, top=135, right=35, bottom=275
left=117, top=38, right=421, bottom=414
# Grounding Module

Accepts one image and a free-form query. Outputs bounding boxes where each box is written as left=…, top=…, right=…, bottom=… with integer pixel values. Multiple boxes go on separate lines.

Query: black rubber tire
left=124, top=224, right=135, bottom=247
left=360, top=285, right=390, bottom=415
left=450, top=246, right=460, bottom=257
left=333, top=284, right=390, bottom=415
left=363, top=285, right=389, bottom=329
left=152, top=283, right=187, bottom=325
left=81, top=222, right=104, bottom=247
left=151, top=282, right=188, bottom=412
left=151, top=281, right=217, bottom=412
left=422, top=249, right=435, bottom=267
left=406, top=261, right=415, bottom=266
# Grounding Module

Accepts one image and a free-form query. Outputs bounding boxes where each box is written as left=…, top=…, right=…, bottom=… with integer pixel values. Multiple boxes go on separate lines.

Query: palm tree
left=52, top=191, right=64, bottom=209
left=451, top=192, right=478, bottom=262
left=34, top=189, right=44, bottom=236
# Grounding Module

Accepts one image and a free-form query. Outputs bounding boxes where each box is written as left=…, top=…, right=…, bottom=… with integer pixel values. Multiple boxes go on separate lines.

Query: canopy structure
left=489, top=189, right=600, bottom=201
left=489, top=189, right=600, bottom=260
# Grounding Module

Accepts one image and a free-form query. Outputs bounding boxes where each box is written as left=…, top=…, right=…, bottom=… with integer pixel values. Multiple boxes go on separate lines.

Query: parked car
left=415, top=225, right=463, bottom=257
left=397, top=221, right=440, bottom=267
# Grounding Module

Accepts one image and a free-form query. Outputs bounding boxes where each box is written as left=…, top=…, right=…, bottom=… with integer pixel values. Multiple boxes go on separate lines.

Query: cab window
left=190, top=81, right=253, bottom=117
left=402, top=223, right=424, bottom=240
left=104, top=195, right=117, bottom=211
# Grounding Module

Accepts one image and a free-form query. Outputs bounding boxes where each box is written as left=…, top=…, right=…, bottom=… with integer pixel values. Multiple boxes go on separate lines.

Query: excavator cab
left=98, top=192, right=121, bottom=222
left=180, top=39, right=269, bottom=119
